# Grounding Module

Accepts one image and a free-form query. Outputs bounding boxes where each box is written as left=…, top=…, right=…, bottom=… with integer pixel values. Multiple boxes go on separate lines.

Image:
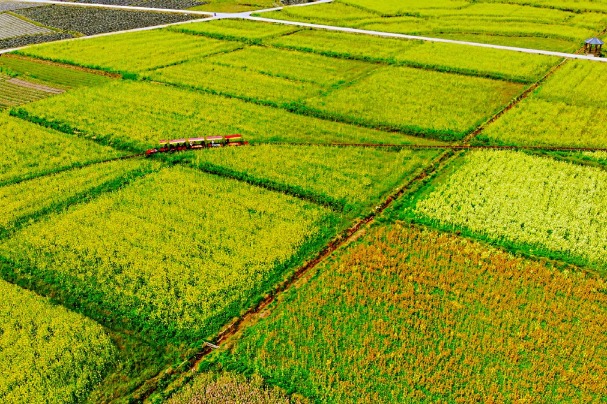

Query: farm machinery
left=146, top=134, right=247, bottom=156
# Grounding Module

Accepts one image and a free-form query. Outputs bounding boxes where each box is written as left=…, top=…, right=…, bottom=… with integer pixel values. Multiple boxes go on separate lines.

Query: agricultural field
left=213, top=223, right=607, bottom=402
left=402, top=150, right=607, bottom=271
left=17, top=29, right=241, bottom=74
left=307, top=65, right=524, bottom=140
left=14, top=79, right=443, bottom=149
left=259, top=0, right=607, bottom=52
left=178, top=145, right=441, bottom=213
left=0, top=159, right=150, bottom=235
left=166, top=372, right=306, bottom=404
left=0, top=165, right=339, bottom=343
left=0, top=278, right=116, bottom=403
left=3, top=3, right=607, bottom=403
left=478, top=60, right=607, bottom=148
left=0, top=114, right=124, bottom=184
left=266, top=29, right=561, bottom=83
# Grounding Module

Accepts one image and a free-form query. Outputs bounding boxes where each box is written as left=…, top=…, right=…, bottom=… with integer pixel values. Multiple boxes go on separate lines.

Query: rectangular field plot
left=0, top=55, right=112, bottom=89
left=0, top=75, right=61, bottom=109
left=0, top=13, right=51, bottom=39
left=219, top=223, right=607, bottom=402
left=267, top=29, right=559, bottom=83
left=183, top=145, right=441, bottom=213
left=479, top=61, right=607, bottom=148
left=0, top=159, right=151, bottom=235
left=308, top=66, right=524, bottom=140
left=0, top=166, right=339, bottom=343
left=148, top=60, right=324, bottom=104
left=404, top=150, right=607, bottom=271
left=0, top=278, right=116, bottom=404
left=169, top=18, right=300, bottom=41
left=203, top=46, right=377, bottom=87
left=16, top=80, right=446, bottom=150
left=18, top=30, right=241, bottom=73
left=0, top=114, right=125, bottom=185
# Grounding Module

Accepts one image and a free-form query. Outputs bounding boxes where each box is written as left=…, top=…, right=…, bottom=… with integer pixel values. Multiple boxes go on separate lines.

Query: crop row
left=0, top=278, right=116, bottom=403
left=19, top=29, right=242, bottom=75
left=183, top=19, right=561, bottom=83
left=478, top=60, right=607, bottom=148
left=0, top=165, right=338, bottom=344
left=216, top=223, right=607, bottom=402
left=406, top=150, right=607, bottom=271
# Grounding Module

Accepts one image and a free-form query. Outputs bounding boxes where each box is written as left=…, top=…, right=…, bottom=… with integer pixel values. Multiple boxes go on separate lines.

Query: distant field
left=307, top=65, right=524, bottom=140
left=258, top=0, right=607, bottom=52
left=402, top=150, right=607, bottom=271
left=0, top=278, right=116, bottom=403
left=16, top=5, right=201, bottom=36
left=267, top=29, right=561, bottom=83
left=0, top=13, right=51, bottom=40
left=217, top=223, right=607, bottom=402
left=168, top=19, right=300, bottom=41
left=0, top=166, right=338, bottom=343
left=180, top=145, right=441, bottom=213
left=478, top=61, right=607, bottom=148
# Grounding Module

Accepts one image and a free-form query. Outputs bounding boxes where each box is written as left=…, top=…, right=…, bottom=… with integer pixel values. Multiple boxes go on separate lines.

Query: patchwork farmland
left=1, top=0, right=607, bottom=402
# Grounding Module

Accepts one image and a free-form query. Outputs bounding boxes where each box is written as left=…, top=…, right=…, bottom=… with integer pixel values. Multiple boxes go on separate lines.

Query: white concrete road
left=2, top=0, right=607, bottom=62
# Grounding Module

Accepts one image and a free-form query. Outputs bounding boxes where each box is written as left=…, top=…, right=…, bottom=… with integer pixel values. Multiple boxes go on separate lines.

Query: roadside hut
left=584, top=37, right=604, bottom=56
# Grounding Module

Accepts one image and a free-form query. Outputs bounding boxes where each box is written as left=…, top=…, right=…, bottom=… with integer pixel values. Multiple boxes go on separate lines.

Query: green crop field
left=177, top=145, right=441, bottom=213
left=259, top=0, right=607, bottom=52
left=0, top=114, right=124, bottom=185
left=0, top=278, right=116, bottom=403
left=478, top=61, right=607, bottom=148
left=0, top=165, right=339, bottom=343
left=401, top=150, right=607, bottom=271
left=3, top=4, right=607, bottom=403
left=17, top=30, right=242, bottom=74
left=267, top=29, right=560, bottom=83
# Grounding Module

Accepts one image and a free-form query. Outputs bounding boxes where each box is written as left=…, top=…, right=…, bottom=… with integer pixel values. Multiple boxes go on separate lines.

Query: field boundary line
left=131, top=149, right=456, bottom=401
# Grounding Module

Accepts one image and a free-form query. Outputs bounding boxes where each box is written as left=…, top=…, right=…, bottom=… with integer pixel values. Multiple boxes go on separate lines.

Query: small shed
left=584, top=37, right=604, bottom=56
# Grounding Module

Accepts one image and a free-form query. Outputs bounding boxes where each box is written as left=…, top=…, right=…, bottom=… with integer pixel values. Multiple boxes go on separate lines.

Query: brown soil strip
left=8, top=77, right=64, bottom=93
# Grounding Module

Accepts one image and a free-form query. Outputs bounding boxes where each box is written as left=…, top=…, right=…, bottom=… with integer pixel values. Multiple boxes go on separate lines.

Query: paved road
left=3, top=0, right=607, bottom=62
